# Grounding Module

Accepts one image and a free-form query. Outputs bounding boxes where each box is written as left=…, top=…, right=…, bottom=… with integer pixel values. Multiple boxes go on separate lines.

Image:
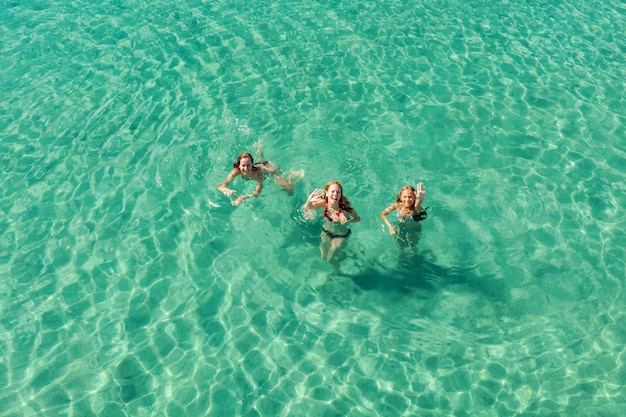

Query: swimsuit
left=322, top=228, right=351, bottom=239
left=396, top=207, right=429, bottom=233
left=322, top=203, right=351, bottom=239
left=397, top=208, right=428, bottom=222
left=324, top=206, right=341, bottom=222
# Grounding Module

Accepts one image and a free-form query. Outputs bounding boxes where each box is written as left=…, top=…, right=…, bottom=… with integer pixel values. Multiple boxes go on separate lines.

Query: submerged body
left=381, top=182, right=428, bottom=252
left=217, top=141, right=303, bottom=205
left=304, top=181, right=361, bottom=261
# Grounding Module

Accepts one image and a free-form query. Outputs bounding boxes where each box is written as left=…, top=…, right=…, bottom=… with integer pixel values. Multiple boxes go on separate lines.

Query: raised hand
left=416, top=182, right=426, bottom=201
left=306, top=188, right=324, bottom=205
left=303, top=188, right=324, bottom=219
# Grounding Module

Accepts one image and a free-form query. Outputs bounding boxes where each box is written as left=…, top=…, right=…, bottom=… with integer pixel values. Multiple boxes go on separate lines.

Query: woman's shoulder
left=227, top=168, right=241, bottom=177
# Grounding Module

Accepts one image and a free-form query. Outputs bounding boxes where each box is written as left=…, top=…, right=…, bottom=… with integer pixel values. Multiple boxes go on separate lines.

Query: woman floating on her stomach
left=380, top=182, right=428, bottom=253
left=304, top=181, right=361, bottom=261
left=217, top=141, right=303, bottom=205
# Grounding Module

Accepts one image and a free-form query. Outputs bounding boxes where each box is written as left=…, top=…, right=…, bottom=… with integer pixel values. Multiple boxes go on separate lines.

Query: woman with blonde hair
left=381, top=182, right=428, bottom=251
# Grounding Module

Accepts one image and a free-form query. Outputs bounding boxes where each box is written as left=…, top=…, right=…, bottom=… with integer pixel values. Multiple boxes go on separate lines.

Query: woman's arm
left=232, top=173, right=263, bottom=205
left=217, top=169, right=239, bottom=196
left=381, top=203, right=398, bottom=235
left=303, top=189, right=325, bottom=218
left=414, top=182, right=426, bottom=211
left=346, top=208, right=361, bottom=223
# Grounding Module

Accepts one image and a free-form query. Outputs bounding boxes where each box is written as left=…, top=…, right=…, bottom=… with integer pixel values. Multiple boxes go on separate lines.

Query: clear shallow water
left=1, top=0, right=625, bottom=415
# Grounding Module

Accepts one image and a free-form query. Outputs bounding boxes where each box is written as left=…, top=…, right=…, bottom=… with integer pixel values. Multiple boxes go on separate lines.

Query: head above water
left=233, top=152, right=254, bottom=168
left=324, top=181, right=343, bottom=197
left=396, top=185, right=417, bottom=205
left=233, top=152, right=255, bottom=174
left=325, top=180, right=352, bottom=210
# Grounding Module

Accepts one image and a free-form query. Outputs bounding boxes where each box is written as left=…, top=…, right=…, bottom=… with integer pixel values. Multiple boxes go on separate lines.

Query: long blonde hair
left=396, top=185, right=416, bottom=203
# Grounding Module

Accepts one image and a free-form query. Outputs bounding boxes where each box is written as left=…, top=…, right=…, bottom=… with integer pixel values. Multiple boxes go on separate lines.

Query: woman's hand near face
left=306, top=188, right=324, bottom=206
left=303, top=188, right=324, bottom=219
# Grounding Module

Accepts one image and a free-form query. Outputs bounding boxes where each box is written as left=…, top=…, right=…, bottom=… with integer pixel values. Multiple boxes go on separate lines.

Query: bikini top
left=397, top=207, right=429, bottom=222
left=324, top=204, right=342, bottom=222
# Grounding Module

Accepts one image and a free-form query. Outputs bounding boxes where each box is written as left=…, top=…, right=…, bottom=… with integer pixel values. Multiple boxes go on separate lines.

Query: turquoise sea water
left=1, top=0, right=625, bottom=416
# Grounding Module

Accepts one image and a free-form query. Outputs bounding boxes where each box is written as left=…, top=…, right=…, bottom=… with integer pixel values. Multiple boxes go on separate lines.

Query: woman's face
left=326, top=184, right=342, bottom=204
left=238, top=157, right=253, bottom=175
left=400, top=189, right=416, bottom=207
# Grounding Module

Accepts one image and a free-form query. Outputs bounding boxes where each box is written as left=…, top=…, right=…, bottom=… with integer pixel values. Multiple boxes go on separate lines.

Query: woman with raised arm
left=381, top=182, right=428, bottom=251
left=304, top=181, right=360, bottom=261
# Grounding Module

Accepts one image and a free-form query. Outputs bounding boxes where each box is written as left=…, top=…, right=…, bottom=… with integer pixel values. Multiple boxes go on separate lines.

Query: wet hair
left=233, top=152, right=254, bottom=169
left=325, top=181, right=353, bottom=211
left=396, top=185, right=416, bottom=203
